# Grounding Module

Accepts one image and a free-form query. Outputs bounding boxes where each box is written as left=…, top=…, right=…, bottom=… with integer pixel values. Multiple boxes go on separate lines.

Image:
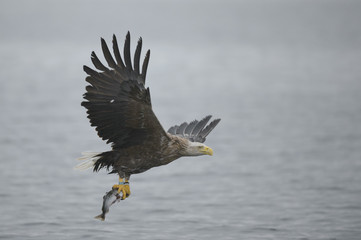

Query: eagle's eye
left=198, top=146, right=203, bottom=149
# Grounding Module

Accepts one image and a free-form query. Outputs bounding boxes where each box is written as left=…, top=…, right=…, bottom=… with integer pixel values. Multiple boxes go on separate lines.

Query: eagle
left=76, top=32, right=221, bottom=200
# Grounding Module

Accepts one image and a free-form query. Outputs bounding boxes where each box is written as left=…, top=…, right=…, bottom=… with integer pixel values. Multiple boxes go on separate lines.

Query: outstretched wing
left=82, top=32, right=167, bottom=149
left=167, top=115, right=221, bottom=143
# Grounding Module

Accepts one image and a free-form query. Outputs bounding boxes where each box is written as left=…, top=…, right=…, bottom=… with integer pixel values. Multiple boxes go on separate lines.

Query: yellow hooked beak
left=201, top=146, right=213, bottom=156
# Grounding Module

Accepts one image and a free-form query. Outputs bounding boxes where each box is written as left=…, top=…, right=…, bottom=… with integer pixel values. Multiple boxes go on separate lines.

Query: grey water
left=1, top=0, right=361, bottom=239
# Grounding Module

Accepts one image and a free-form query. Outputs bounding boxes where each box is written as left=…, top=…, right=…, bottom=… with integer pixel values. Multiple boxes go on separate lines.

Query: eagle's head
left=183, top=141, right=213, bottom=156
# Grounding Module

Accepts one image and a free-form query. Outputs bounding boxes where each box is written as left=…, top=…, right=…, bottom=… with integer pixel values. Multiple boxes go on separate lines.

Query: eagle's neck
left=159, top=134, right=189, bottom=164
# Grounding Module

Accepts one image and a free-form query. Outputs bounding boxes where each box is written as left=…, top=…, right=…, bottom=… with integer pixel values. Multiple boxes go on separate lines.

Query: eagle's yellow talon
left=112, top=183, right=131, bottom=200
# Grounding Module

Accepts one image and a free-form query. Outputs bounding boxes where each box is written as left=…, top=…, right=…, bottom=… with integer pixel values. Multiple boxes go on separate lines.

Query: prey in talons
left=112, top=177, right=131, bottom=200
left=94, top=188, right=122, bottom=221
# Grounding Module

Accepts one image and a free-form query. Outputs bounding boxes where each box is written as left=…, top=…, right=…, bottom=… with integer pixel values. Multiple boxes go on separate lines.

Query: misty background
left=1, top=0, right=361, bottom=239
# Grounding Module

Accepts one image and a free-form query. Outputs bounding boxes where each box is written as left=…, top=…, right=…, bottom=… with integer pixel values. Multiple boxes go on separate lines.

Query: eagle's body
left=77, top=32, right=220, bottom=201
left=91, top=133, right=188, bottom=175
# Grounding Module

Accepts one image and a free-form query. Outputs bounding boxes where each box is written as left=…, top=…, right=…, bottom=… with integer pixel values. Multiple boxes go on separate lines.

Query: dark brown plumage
left=77, top=32, right=220, bottom=199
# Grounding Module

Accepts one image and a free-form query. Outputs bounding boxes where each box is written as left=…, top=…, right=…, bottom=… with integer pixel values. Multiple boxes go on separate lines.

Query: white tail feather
left=74, top=152, right=101, bottom=170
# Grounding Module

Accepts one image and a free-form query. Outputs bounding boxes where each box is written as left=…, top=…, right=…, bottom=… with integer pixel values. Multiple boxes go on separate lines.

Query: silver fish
left=94, top=188, right=121, bottom=221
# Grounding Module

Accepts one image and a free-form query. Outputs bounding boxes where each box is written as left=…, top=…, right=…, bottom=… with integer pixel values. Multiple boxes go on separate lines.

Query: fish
left=94, top=188, right=122, bottom=221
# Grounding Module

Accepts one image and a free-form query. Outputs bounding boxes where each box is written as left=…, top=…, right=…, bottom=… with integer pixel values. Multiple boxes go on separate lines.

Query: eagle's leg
left=112, top=177, right=131, bottom=200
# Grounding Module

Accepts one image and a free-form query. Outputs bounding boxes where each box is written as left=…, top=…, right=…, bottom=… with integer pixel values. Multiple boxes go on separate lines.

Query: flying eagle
left=77, top=32, right=221, bottom=200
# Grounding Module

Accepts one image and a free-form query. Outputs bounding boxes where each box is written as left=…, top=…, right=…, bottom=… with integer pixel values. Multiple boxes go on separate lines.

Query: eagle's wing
left=167, top=115, right=221, bottom=143
left=82, top=32, right=168, bottom=149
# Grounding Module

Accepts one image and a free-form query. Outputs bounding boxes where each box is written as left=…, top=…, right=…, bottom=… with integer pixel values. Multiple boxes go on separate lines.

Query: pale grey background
left=1, top=0, right=361, bottom=239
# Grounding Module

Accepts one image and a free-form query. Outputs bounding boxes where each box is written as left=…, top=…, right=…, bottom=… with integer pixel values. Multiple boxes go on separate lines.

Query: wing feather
left=134, top=37, right=142, bottom=75
left=124, top=32, right=133, bottom=71
left=197, top=119, right=221, bottom=142
left=167, top=116, right=220, bottom=143
left=112, top=34, right=125, bottom=68
left=82, top=32, right=167, bottom=149
left=167, top=126, right=177, bottom=135
left=91, top=52, right=109, bottom=72
left=184, top=120, right=198, bottom=135
left=176, top=122, right=188, bottom=135
left=101, top=38, right=117, bottom=68
left=191, top=115, right=212, bottom=137
left=141, top=50, right=150, bottom=83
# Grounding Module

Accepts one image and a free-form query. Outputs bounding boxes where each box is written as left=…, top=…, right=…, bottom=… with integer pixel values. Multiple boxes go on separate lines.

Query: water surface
left=1, top=1, right=361, bottom=239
